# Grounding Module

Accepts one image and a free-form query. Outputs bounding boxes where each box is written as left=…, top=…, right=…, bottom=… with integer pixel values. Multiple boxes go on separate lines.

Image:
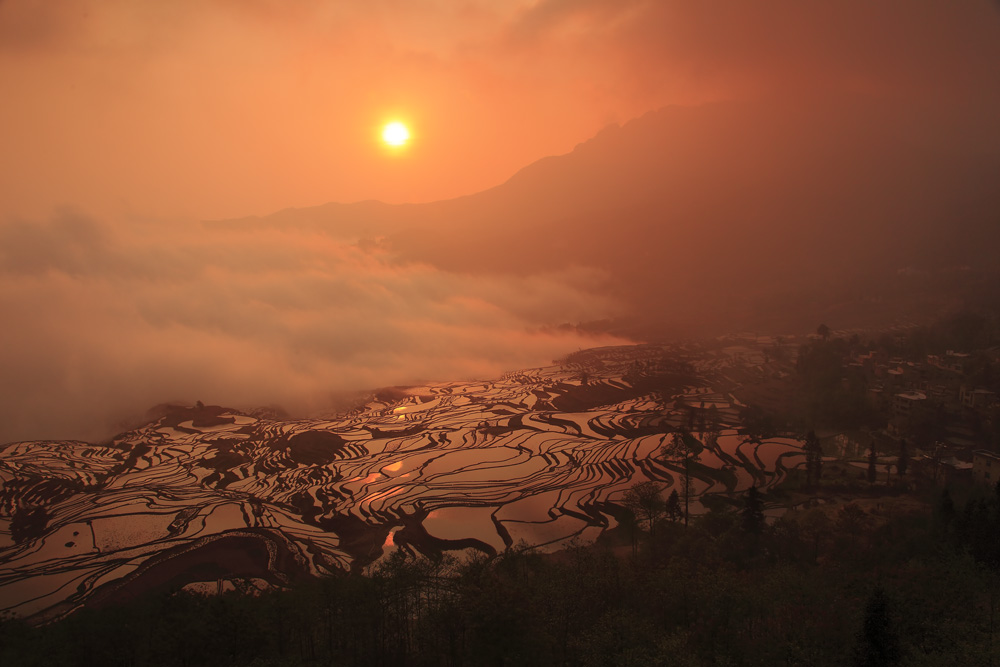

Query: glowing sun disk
left=382, top=122, right=410, bottom=147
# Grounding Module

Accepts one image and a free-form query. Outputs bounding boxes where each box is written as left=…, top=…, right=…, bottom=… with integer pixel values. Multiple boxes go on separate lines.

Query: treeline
left=4, top=486, right=1000, bottom=666
left=938, top=483, right=1000, bottom=569
left=878, top=309, right=1000, bottom=366
left=795, top=335, right=882, bottom=431
left=785, top=309, right=1000, bottom=435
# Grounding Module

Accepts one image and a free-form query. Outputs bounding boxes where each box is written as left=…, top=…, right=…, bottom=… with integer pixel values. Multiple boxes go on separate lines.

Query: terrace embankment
left=1, top=341, right=810, bottom=621
left=81, top=528, right=305, bottom=611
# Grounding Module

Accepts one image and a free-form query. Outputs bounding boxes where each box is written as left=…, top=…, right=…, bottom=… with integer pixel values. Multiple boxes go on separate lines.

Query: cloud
left=505, top=0, right=1000, bottom=105
left=0, top=210, right=625, bottom=444
left=0, top=0, right=997, bottom=445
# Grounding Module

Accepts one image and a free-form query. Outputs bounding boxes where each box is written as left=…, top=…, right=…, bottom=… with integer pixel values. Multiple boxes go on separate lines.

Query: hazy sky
left=2, top=0, right=998, bottom=219
left=1, top=1, right=999, bottom=443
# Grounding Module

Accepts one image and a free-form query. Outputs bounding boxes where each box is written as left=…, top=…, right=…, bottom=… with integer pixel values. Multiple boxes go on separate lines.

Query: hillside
left=211, top=95, right=1000, bottom=336
left=0, top=342, right=806, bottom=622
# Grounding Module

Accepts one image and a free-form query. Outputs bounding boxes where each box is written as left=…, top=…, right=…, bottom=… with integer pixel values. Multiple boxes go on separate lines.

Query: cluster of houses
left=844, top=346, right=999, bottom=487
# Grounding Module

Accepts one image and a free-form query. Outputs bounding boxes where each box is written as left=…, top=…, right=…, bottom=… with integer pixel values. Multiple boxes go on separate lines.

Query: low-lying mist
left=0, top=209, right=626, bottom=444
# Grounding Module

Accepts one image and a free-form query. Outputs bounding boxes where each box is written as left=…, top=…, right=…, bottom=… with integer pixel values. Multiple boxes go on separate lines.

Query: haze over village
left=2, top=1, right=1000, bottom=665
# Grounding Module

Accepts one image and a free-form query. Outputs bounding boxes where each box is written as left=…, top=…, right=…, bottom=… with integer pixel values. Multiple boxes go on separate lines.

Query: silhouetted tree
left=817, top=323, right=831, bottom=341
left=703, top=405, right=722, bottom=452
left=622, top=481, right=665, bottom=541
left=867, top=443, right=878, bottom=486
left=938, top=488, right=957, bottom=528
left=837, top=503, right=870, bottom=535
left=852, top=586, right=900, bottom=666
left=804, top=430, right=823, bottom=489
left=665, top=489, right=682, bottom=523
left=706, top=404, right=721, bottom=432
left=661, top=430, right=702, bottom=526
left=800, top=507, right=831, bottom=562
left=740, top=405, right=776, bottom=444
left=770, top=336, right=789, bottom=363
left=741, top=486, right=765, bottom=535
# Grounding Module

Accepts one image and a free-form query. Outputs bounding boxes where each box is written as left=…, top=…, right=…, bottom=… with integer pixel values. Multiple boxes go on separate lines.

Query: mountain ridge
left=207, top=95, right=1000, bottom=335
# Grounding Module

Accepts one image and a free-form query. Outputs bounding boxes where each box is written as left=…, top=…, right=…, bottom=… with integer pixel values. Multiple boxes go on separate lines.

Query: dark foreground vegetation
left=4, top=481, right=1000, bottom=667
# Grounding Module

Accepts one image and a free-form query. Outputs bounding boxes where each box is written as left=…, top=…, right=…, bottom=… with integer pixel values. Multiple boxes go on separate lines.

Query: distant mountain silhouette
left=212, top=96, right=1000, bottom=335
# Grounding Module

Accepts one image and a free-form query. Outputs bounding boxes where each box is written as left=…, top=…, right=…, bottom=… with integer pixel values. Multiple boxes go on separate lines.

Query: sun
left=382, top=121, right=410, bottom=147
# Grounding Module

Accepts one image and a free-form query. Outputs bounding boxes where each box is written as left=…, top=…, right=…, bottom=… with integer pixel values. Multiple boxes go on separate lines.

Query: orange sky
left=2, top=1, right=1000, bottom=444
left=3, top=0, right=998, bottom=221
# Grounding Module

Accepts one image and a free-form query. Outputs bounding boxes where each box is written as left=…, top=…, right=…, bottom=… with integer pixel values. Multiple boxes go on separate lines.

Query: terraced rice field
left=0, top=343, right=805, bottom=621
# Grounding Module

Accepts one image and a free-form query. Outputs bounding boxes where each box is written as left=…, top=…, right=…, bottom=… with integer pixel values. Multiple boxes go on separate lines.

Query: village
left=700, top=312, right=1000, bottom=496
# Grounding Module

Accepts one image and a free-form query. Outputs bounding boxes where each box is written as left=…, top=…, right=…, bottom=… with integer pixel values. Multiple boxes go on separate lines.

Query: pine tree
left=665, top=490, right=682, bottom=523
left=852, top=586, right=900, bottom=666
left=706, top=404, right=721, bottom=433
left=704, top=405, right=722, bottom=451
left=661, top=430, right=702, bottom=527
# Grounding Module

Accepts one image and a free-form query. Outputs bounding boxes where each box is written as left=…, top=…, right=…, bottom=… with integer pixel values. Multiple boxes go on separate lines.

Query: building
left=893, top=391, right=927, bottom=416
left=973, top=450, right=1000, bottom=486
left=915, top=452, right=973, bottom=485
left=961, top=386, right=998, bottom=410
left=890, top=391, right=929, bottom=435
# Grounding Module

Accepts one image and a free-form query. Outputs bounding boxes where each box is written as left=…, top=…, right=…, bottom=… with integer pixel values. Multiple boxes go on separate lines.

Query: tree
left=804, top=430, right=823, bottom=490
left=665, top=489, right=682, bottom=523
left=740, top=486, right=766, bottom=535
left=896, top=439, right=909, bottom=480
left=621, top=481, right=665, bottom=541
left=867, top=442, right=878, bottom=486
left=930, top=443, right=945, bottom=485
left=686, top=405, right=697, bottom=431
left=837, top=503, right=871, bottom=535
left=852, top=586, right=900, bottom=666
left=770, top=337, right=789, bottom=363
left=661, top=430, right=702, bottom=526
left=619, top=510, right=641, bottom=559
left=740, top=404, right=776, bottom=445
left=938, top=488, right=956, bottom=529
left=703, top=405, right=722, bottom=451
left=800, top=507, right=832, bottom=563
left=817, top=323, right=831, bottom=341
